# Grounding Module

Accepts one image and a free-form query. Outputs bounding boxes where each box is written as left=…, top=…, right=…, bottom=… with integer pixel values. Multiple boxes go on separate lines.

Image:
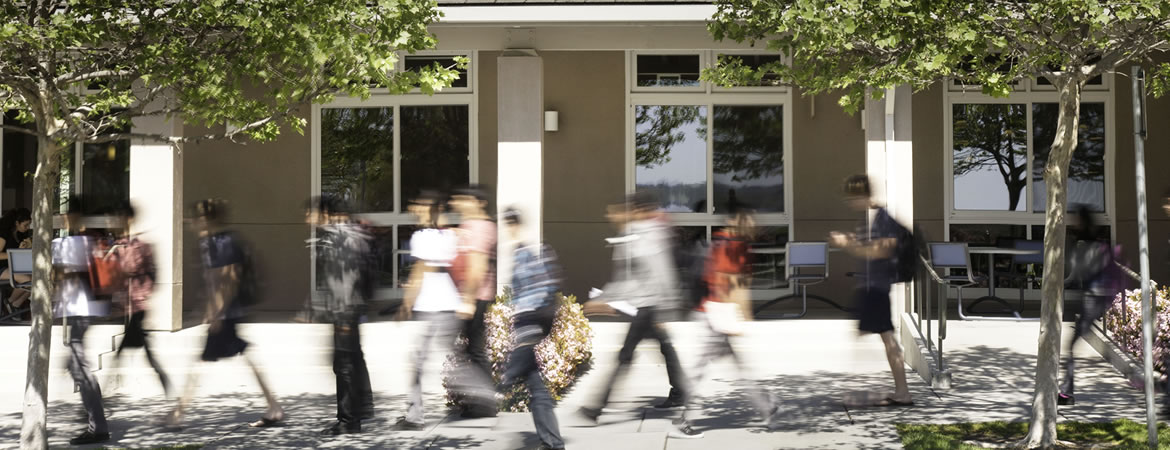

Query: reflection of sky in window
left=953, top=157, right=1024, bottom=211
left=635, top=107, right=706, bottom=185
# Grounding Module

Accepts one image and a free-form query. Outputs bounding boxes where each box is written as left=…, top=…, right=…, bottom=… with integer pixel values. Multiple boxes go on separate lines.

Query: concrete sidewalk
left=0, top=319, right=1149, bottom=449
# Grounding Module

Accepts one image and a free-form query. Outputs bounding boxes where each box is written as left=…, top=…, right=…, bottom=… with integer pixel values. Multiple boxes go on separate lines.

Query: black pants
left=116, top=311, right=172, bottom=396
left=1062, top=295, right=1110, bottom=395
left=594, top=309, right=691, bottom=417
left=463, top=301, right=493, bottom=374
left=333, top=317, right=373, bottom=425
left=502, top=306, right=563, bottom=448
left=67, top=317, right=108, bottom=434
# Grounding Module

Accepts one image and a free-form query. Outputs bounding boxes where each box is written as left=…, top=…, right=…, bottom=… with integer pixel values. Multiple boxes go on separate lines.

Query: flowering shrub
left=442, top=292, right=594, bottom=412
left=1103, top=283, right=1170, bottom=374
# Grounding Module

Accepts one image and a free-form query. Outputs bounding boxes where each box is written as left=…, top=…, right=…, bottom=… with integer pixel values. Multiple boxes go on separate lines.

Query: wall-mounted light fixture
left=544, top=111, right=558, bottom=132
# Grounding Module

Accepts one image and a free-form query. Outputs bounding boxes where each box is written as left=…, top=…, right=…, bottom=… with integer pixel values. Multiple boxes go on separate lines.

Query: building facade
left=2, top=2, right=1167, bottom=330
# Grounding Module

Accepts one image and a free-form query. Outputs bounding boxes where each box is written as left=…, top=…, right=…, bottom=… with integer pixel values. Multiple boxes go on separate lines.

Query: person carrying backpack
left=165, top=199, right=284, bottom=430
left=829, top=175, right=913, bottom=407
left=499, top=207, right=565, bottom=450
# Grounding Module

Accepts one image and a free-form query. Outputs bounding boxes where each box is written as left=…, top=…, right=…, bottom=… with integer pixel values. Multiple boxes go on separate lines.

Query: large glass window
left=1031, top=102, right=1106, bottom=212
left=713, top=105, right=784, bottom=213
left=315, top=80, right=473, bottom=294
left=80, top=124, right=130, bottom=215
left=635, top=105, right=707, bottom=212
left=400, top=105, right=470, bottom=203
left=952, top=104, right=1027, bottom=211
left=320, top=107, right=395, bottom=213
left=1, top=110, right=130, bottom=215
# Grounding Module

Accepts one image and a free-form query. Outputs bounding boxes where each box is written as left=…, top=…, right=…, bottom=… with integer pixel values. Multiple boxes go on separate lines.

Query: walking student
left=579, top=193, right=702, bottom=439
left=828, top=175, right=913, bottom=407
left=396, top=191, right=463, bottom=430
left=307, top=196, right=376, bottom=435
left=165, top=199, right=284, bottom=429
left=1059, top=204, right=1123, bottom=406
left=448, top=185, right=499, bottom=417
left=110, top=202, right=172, bottom=398
left=499, top=207, right=565, bottom=450
left=687, top=206, right=778, bottom=426
left=54, top=200, right=110, bottom=445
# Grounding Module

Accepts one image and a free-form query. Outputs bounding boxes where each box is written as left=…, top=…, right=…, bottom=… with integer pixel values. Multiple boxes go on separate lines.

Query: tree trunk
left=20, top=135, right=63, bottom=450
left=1022, top=79, right=1081, bottom=448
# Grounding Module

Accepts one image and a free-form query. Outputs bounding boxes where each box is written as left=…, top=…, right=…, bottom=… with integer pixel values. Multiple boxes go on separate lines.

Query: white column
left=865, top=86, right=914, bottom=330
left=496, top=52, right=544, bottom=294
left=130, top=115, right=183, bottom=331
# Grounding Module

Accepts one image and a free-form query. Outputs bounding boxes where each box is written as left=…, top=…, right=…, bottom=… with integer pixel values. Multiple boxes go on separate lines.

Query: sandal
left=875, top=397, right=914, bottom=407
left=249, top=416, right=286, bottom=428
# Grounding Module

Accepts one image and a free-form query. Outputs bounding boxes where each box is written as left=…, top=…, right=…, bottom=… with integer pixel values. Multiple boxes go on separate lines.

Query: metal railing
left=909, top=253, right=949, bottom=380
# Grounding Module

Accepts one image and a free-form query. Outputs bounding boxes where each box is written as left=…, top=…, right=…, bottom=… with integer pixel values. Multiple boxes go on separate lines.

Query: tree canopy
left=0, top=0, right=461, bottom=144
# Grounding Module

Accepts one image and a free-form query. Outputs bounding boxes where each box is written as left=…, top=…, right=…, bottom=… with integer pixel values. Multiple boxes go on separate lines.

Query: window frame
left=625, top=50, right=794, bottom=299
left=943, top=79, right=1116, bottom=241
left=310, top=50, right=478, bottom=298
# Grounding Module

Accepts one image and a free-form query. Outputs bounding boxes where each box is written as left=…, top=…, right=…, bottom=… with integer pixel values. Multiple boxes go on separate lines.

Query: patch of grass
left=897, top=420, right=1170, bottom=449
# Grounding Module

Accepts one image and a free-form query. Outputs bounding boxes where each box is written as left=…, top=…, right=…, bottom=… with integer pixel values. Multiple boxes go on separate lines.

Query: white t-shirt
left=410, top=228, right=461, bottom=312
left=51, top=236, right=108, bottom=318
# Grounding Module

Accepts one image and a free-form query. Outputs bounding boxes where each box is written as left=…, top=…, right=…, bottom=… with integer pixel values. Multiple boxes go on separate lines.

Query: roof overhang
left=436, top=4, right=717, bottom=25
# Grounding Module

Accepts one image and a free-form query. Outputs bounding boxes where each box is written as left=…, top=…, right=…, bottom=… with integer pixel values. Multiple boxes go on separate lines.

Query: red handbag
left=88, top=240, right=124, bottom=296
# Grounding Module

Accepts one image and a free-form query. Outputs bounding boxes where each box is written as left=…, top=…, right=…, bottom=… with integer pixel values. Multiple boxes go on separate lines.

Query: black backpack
left=232, top=234, right=262, bottom=308
left=880, top=209, right=917, bottom=283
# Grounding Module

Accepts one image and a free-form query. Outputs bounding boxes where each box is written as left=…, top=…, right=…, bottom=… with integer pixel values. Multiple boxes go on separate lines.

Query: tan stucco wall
left=181, top=109, right=311, bottom=317
left=912, top=84, right=946, bottom=243
left=539, top=51, right=626, bottom=299
left=1115, top=59, right=1170, bottom=285
left=789, top=88, right=867, bottom=307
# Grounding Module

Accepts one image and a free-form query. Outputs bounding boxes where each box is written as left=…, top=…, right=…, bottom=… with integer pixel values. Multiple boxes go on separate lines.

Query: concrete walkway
left=0, top=318, right=1149, bottom=449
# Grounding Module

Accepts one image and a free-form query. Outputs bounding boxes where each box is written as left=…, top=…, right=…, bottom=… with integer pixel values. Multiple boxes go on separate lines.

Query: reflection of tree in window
left=321, top=108, right=394, bottom=213
left=634, top=105, right=707, bottom=212
left=400, top=105, right=469, bottom=204
left=1031, top=103, right=1105, bottom=212
left=952, top=104, right=1027, bottom=211
left=713, top=105, right=784, bottom=213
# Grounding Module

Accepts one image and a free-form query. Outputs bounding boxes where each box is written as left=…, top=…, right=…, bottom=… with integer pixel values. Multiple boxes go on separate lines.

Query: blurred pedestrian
left=54, top=200, right=110, bottom=445
left=828, top=175, right=913, bottom=407
left=307, top=196, right=376, bottom=435
left=499, top=207, right=565, bottom=450
left=686, top=206, right=778, bottom=426
left=109, top=202, right=172, bottom=398
left=1059, top=205, right=1123, bottom=406
left=395, top=191, right=462, bottom=430
left=448, top=185, right=499, bottom=417
left=579, top=192, right=702, bottom=439
left=165, top=199, right=284, bottom=430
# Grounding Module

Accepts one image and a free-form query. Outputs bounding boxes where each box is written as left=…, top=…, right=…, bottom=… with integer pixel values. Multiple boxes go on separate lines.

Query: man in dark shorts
left=307, top=196, right=375, bottom=435
left=828, top=175, right=913, bottom=407
left=165, top=199, right=284, bottom=429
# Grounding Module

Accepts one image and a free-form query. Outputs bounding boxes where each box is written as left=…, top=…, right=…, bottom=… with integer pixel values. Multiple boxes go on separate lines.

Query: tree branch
left=54, top=69, right=134, bottom=86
